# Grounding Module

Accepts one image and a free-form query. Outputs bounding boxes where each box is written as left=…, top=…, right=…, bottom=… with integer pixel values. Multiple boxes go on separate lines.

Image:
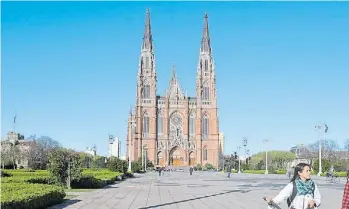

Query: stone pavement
left=50, top=171, right=346, bottom=209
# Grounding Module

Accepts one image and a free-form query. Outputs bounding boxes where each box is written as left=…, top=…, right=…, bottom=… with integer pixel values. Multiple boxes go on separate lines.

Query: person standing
left=341, top=172, right=349, bottom=209
left=227, top=164, right=231, bottom=178
left=264, top=163, right=321, bottom=209
left=189, top=167, right=193, bottom=175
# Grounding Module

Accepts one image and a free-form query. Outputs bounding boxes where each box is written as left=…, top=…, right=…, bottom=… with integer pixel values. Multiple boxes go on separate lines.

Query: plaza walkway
left=51, top=171, right=345, bottom=209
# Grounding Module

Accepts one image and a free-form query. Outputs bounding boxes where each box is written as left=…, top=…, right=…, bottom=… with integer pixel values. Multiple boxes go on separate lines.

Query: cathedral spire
left=171, top=63, right=176, bottom=82
left=201, top=13, right=211, bottom=54
left=142, top=9, right=153, bottom=51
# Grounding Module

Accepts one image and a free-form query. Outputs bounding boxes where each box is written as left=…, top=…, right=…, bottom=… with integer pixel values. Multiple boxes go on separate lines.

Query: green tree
left=48, top=148, right=82, bottom=189
left=313, top=159, right=331, bottom=173
left=107, top=157, right=127, bottom=174
left=249, top=150, right=296, bottom=170
left=91, top=155, right=106, bottom=169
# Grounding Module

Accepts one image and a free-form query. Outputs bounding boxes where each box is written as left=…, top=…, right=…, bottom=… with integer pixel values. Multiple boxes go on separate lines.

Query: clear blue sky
left=2, top=2, right=349, bottom=157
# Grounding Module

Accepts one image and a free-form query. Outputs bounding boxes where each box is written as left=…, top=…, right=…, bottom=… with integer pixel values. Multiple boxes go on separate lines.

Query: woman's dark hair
left=290, top=163, right=311, bottom=182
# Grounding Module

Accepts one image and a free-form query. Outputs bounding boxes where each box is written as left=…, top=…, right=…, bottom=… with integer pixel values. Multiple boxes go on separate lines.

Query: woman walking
left=265, top=163, right=321, bottom=209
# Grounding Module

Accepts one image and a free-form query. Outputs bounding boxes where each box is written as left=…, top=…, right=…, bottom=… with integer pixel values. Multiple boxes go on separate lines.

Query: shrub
left=241, top=163, right=250, bottom=171
left=26, top=177, right=56, bottom=185
left=275, top=170, right=287, bottom=174
left=242, top=170, right=266, bottom=174
left=48, top=149, right=82, bottom=188
left=71, top=169, right=123, bottom=188
left=71, top=175, right=106, bottom=188
left=205, top=163, right=213, bottom=170
left=196, top=164, right=202, bottom=171
left=0, top=170, right=12, bottom=177
left=131, top=161, right=142, bottom=173
left=107, top=157, right=127, bottom=174
left=1, top=183, right=65, bottom=209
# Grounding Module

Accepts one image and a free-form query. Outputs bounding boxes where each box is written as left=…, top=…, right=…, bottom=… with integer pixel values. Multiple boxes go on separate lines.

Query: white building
left=108, top=136, right=120, bottom=158
left=85, top=145, right=97, bottom=156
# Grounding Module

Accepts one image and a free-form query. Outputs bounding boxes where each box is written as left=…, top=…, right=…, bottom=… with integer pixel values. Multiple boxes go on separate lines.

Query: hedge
left=71, top=169, right=123, bottom=188
left=1, top=183, right=65, bottom=209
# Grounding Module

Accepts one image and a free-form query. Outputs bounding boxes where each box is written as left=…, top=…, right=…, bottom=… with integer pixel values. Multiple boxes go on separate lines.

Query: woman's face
left=298, top=166, right=311, bottom=180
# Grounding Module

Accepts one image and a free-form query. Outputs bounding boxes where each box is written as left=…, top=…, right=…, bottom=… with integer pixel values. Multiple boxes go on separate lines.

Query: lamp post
left=243, top=137, right=248, bottom=164
left=237, top=146, right=241, bottom=173
left=144, top=146, right=148, bottom=172
left=142, top=145, right=144, bottom=171
left=246, top=149, right=250, bottom=164
left=315, top=124, right=327, bottom=176
left=128, top=121, right=136, bottom=172
left=263, top=139, right=269, bottom=174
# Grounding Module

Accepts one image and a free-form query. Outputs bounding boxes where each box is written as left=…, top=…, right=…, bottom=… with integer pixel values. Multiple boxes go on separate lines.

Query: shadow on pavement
left=48, top=199, right=81, bottom=209
left=139, top=189, right=250, bottom=209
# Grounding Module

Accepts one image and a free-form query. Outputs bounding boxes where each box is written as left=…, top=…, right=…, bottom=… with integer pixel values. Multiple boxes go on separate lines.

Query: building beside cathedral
left=126, top=10, right=220, bottom=168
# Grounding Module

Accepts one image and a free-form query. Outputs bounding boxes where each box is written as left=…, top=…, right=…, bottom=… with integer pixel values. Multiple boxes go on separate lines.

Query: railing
left=142, top=99, right=152, bottom=104
left=202, top=101, right=211, bottom=106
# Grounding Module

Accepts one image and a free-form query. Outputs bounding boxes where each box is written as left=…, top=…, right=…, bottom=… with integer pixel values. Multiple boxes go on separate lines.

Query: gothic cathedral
left=127, top=10, right=220, bottom=168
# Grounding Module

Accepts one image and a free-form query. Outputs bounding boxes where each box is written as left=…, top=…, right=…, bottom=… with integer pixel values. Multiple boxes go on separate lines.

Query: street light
left=128, top=121, right=136, bottom=172
left=246, top=149, right=250, bottom=164
left=243, top=137, right=248, bottom=163
left=142, top=145, right=144, bottom=171
left=237, top=146, right=241, bottom=173
left=315, top=123, right=327, bottom=176
left=262, top=139, right=269, bottom=174
left=144, top=145, right=148, bottom=172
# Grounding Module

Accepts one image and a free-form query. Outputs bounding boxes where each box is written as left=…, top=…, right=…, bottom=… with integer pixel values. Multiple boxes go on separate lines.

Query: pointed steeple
left=201, top=13, right=211, bottom=54
left=171, top=63, right=177, bottom=82
left=166, top=64, right=184, bottom=99
left=142, top=9, right=153, bottom=51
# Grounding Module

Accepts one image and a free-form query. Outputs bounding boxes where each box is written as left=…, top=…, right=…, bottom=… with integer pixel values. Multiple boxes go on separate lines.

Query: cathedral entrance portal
left=189, top=152, right=196, bottom=166
left=169, top=146, right=184, bottom=167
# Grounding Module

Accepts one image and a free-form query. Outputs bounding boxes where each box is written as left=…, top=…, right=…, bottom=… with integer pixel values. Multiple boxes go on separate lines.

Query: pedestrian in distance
left=189, top=167, right=193, bottom=175
left=227, top=165, right=231, bottom=178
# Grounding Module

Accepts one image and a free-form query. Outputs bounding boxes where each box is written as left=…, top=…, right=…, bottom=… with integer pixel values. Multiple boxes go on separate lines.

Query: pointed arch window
left=144, top=56, right=150, bottom=69
left=143, top=84, right=150, bottom=99
left=204, top=59, right=208, bottom=71
left=189, top=113, right=195, bottom=136
left=203, top=146, right=208, bottom=161
left=143, top=113, right=150, bottom=138
left=202, top=115, right=209, bottom=139
left=202, top=87, right=210, bottom=100
left=157, top=113, right=164, bottom=136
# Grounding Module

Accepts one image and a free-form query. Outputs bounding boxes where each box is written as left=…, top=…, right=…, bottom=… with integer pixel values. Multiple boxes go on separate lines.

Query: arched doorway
left=157, top=152, right=164, bottom=167
left=169, top=146, right=184, bottom=167
left=189, top=152, right=196, bottom=166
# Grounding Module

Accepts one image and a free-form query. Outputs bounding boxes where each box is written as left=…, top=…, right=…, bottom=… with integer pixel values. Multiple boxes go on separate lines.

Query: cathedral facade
left=126, top=10, right=220, bottom=168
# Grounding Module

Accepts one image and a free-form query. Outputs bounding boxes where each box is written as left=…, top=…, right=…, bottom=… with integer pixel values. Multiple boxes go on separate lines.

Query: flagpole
left=13, top=111, right=17, bottom=133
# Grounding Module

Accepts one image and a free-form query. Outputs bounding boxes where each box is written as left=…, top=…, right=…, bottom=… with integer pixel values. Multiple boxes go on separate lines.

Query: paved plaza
left=51, top=171, right=345, bottom=209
